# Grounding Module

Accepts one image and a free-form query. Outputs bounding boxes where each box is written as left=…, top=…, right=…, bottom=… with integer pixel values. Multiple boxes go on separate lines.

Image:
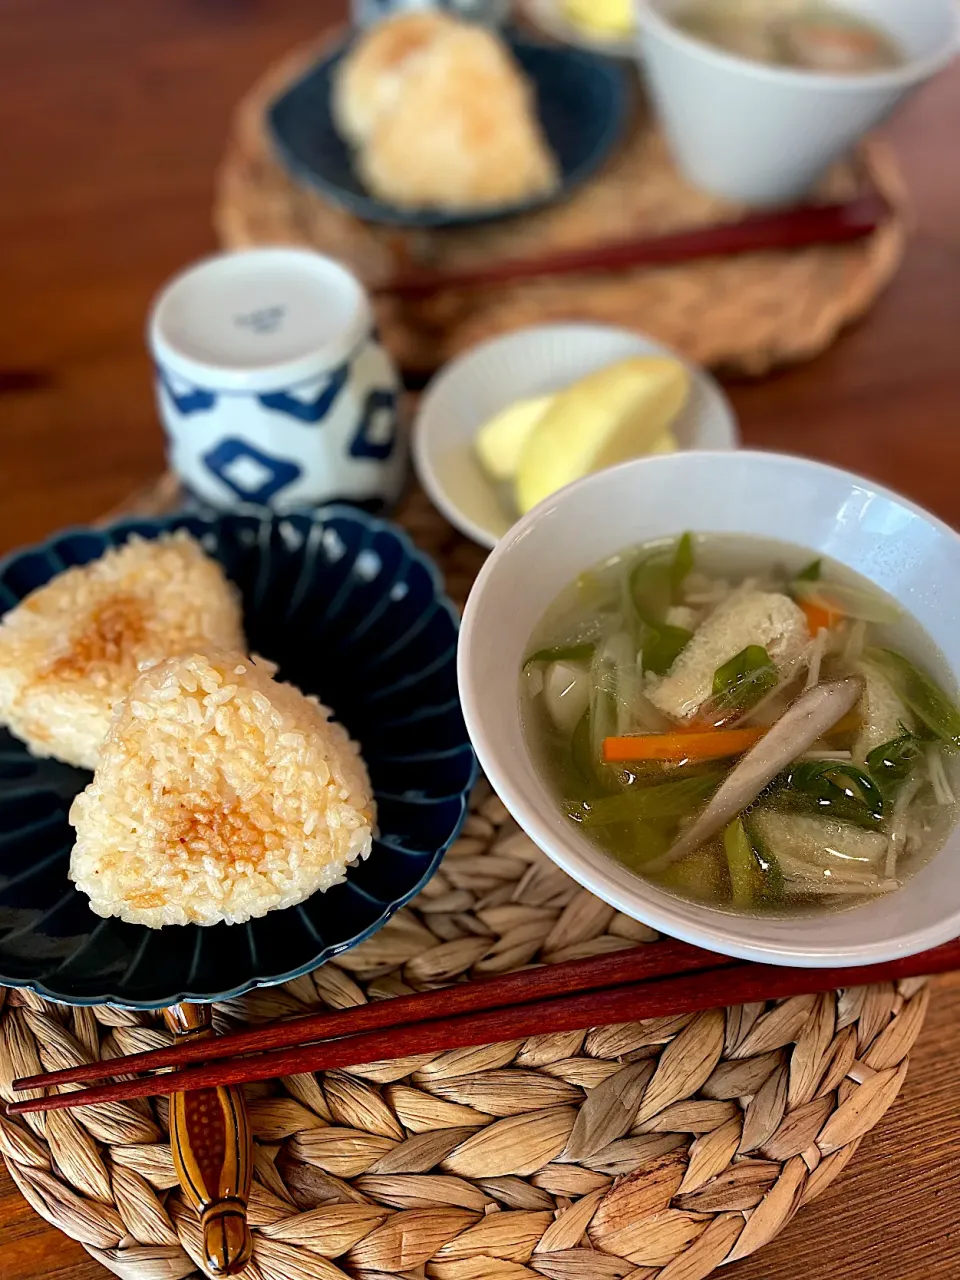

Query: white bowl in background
left=413, top=323, right=738, bottom=548
left=458, top=450, right=960, bottom=967
left=636, top=0, right=959, bottom=205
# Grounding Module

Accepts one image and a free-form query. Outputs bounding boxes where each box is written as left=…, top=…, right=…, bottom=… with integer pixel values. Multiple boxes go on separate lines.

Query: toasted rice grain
left=0, top=532, right=245, bottom=769
left=69, top=651, right=375, bottom=927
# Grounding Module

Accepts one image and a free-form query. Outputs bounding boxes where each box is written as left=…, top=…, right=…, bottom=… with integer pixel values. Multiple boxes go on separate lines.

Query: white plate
left=413, top=323, right=739, bottom=547
left=518, top=0, right=636, bottom=59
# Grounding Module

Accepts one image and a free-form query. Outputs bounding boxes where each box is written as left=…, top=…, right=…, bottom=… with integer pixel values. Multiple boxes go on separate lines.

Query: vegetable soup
left=673, top=0, right=905, bottom=74
left=521, top=534, right=960, bottom=913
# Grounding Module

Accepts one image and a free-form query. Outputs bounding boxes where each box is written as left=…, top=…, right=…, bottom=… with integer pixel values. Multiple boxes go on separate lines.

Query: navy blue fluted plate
left=0, top=508, right=475, bottom=1008
left=267, top=34, right=628, bottom=229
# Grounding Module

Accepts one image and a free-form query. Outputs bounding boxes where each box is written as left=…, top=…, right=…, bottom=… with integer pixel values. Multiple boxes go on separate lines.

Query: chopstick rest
left=163, top=1004, right=253, bottom=1278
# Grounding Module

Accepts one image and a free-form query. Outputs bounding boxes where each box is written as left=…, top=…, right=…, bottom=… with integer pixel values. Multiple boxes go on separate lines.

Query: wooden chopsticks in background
left=377, top=195, right=888, bottom=300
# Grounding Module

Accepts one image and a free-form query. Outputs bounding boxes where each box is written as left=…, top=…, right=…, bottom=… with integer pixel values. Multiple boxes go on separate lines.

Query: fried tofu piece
left=648, top=586, right=809, bottom=721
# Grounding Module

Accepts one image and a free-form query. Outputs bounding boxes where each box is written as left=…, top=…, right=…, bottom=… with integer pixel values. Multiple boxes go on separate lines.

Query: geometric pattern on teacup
left=157, top=368, right=217, bottom=416
left=257, top=363, right=350, bottom=424
left=355, top=0, right=506, bottom=19
left=157, top=364, right=352, bottom=425
left=348, top=387, right=398, bottom=461
left=202, top=438, right=303, bottom=505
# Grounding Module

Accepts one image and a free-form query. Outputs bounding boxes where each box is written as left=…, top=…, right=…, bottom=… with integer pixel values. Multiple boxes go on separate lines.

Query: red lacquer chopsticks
left=14, top=938, right=729, bottom=1090
left=378, top=194, right=888, bottom=300
left=8, top=935, right=958, bottom=1118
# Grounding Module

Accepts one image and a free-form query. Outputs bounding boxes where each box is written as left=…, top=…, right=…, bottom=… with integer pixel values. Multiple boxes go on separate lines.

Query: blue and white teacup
left=148, top=248, right=405, bottom=514
left=351, top=0, right=509, bottom=27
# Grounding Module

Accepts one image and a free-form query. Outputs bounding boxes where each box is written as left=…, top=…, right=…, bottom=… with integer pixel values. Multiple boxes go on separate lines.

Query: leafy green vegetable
left=866, top=731, right=924, bottom=798
left=524, top=643, right=595, bottom=669
left=723, top=818, right=757, bottom=908
left=654, top=845, right=727, bottom=903
left=671, top=532, right=695, bottom=594
left=630, top=556, right=673, bottom=622
left=867, top=648, right=960, bottom=750
left=794, top=558, right=822, bottom=583
left=548, top=709, right=617, bottom=800
left=773, top=761, right=885, bottom=828
left=610, top=822, right=673, bottom=871
left=575, top=569, right=612, bottom=608
left=640, top=621, right=693, bottom=676
left=571, top=712, right=596, bottom=788
left=589, top=632, right=629, bottom=770
left=711, top=645, right=777, bottom=715
left=566, top=770, right=721, bottom=828
left=629, top=533, right=695, bottom=622
left=627, top=533, right=696, bottom=674
left=724, top=817, right=784, bottom=908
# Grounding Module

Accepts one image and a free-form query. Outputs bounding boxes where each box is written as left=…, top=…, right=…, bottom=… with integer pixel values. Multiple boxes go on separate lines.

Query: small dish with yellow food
left=520, top=0, right=637, bottom=57
left=413, top=323, right=738, bottom=548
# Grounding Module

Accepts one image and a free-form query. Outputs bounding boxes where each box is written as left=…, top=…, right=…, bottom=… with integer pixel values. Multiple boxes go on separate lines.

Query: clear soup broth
left=521, top=533, right=960, bottom=915
left=673, top=0, right=905, bottom=74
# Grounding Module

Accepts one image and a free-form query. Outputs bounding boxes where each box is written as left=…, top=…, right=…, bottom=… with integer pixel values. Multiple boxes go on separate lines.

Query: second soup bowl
left=636, top=0, right=958, bottom=205
left=457, top=451, right=960, bottom=967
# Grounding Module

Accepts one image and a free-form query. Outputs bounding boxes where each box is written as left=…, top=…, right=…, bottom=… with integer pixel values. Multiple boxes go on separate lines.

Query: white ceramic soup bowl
left=458, top=451, right=960, bottom=967
left=635, top=0, right=959, bottom=205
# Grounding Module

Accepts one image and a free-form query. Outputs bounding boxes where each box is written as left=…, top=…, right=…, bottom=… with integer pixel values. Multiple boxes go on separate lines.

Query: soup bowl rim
left=635, top=0, right=960, bottom=93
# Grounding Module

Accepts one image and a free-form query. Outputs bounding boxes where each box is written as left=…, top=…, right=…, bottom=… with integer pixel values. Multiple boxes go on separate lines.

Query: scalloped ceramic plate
left=0, top=508, right=474, bottom=1008
left=267, top=34, right=628, bottom=229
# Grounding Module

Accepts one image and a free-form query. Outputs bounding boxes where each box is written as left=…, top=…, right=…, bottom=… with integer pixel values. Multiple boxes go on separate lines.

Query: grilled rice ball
left=0, top=531, right=245, bottom=769
left=69, top=651, right=375, bottom=928
left=358, top=24, right=559, bottom=212
left=331, top=10, right=457, bottom=146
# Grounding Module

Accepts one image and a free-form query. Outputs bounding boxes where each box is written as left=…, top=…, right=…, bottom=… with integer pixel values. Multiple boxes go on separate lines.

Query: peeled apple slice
left=474, top=394, right=554, bottom=482
left=562, top=0, right=633, bottom=36
left=474, top=395, right=675, bottom=486
left=514, top=356, right=690, bottom=515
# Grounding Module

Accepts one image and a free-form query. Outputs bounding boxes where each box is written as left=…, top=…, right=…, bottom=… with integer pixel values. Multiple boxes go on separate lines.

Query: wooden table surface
left=2, top=2, right=960, bottom=1277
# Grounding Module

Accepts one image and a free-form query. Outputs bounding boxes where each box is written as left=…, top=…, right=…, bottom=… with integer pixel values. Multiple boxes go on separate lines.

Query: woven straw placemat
left=215, top=38, right=908, bottom=377
left=0, top=477, right=931, bottom=1280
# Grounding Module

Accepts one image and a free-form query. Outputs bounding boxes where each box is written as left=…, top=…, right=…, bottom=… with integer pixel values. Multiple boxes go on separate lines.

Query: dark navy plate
left=0, top=508, right=475, bottom=1008
left=267, top=34, right=628, bottom=229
